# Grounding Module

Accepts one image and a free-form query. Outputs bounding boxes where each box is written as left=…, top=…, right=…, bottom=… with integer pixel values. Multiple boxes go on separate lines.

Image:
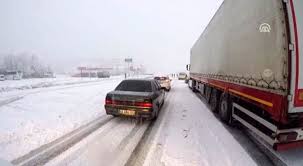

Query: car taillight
left=105, top=99, right=113, bottom=105
left=134, top=102, right=153, bottom=108
left=277, top=132, right=298, bottom=143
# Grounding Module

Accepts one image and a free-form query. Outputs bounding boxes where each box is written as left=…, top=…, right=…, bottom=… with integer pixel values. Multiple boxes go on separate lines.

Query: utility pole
left=124, top=58, right=132, bottom=79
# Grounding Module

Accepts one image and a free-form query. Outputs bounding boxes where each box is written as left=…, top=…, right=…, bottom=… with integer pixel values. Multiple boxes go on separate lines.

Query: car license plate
left=119, top=110, right=135, bottom=116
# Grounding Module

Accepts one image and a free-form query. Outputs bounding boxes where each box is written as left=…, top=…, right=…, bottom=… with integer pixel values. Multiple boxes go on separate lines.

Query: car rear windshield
left=115, top=80, right=152, bottom=92
left=154, top=77, right=168, bottom=80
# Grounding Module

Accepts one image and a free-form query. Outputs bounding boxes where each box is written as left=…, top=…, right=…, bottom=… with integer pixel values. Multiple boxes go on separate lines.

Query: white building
left=4, top=71, right=23, bottom=80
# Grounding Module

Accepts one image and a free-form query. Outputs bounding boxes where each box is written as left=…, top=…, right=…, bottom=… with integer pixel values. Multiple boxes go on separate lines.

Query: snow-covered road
left=2, top=78, right=292, bottom=166
left=39, top=80, right=273, bottom=166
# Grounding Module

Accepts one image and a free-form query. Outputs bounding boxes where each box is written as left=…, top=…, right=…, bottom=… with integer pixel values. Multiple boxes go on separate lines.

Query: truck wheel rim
left=211, top=95, right=217, bottom=110
left=221, top=100, right=227, bottom=116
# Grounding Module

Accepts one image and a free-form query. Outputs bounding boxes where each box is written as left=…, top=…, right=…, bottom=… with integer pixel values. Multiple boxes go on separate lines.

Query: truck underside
left=189, top=74, right=303, bottom=150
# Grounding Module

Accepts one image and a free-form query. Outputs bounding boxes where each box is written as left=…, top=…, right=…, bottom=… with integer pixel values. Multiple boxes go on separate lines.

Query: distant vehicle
left=43, top=72, right=55, bottom=78
left=187, top=0, right=303, bottom=151
left=97, top=71, right=110, bottom=78
left=178, top=72, right=187, bottom=80
left=5, top=71, right=22, bottom=80
left=154, top=76, right=171, bottom=91
left=0, top=75, right=5, bottom=81
left=105, top=79, right=165, bottom=120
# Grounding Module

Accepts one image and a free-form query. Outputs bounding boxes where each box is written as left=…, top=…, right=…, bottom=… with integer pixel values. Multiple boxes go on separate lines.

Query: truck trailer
left=188, top=0, right=303, bottom=150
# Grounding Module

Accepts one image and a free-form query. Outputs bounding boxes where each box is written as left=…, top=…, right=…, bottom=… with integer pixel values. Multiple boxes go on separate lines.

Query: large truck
left=187, top=0, right=303, bottom=151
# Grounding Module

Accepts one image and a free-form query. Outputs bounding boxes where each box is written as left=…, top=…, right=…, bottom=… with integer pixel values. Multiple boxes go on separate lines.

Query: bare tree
left=0, top=53, right=53, bottom=78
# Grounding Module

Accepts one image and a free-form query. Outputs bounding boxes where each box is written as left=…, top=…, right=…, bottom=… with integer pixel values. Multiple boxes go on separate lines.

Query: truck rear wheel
left=205, top=86, right=212, bottom=103
left=191, top=80, right=198, bottom=92
left=219, top=93, right=232, bottom=124
left=210, top=89, right=219, bottom=112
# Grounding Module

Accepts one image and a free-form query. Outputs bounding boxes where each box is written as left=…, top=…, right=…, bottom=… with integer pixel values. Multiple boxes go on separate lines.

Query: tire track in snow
left=125, top=87, right=175, bottom=166
left=115, top=123, right=142, bottom=152
left=11, top=115, right=115, bottom=166
left=0, top=96, right=24, bottom=107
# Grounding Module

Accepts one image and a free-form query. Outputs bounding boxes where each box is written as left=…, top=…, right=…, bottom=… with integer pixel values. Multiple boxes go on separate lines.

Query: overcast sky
left=0, top=0, right=223, bottom=73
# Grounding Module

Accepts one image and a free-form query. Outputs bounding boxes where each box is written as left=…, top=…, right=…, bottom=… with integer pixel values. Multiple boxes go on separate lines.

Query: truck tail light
left=277, top=132, right=298, bottom=143
left=299, top=90, right=303, bottom=101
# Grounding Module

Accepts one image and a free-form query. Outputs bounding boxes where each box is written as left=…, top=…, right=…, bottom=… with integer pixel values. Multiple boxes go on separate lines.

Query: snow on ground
left=0, top=75, right=117, bottom=93
left=47, top=80, right=258, bottom=166
left=48, top=119, right=149, bottom=166
left=0, top=76, right=123, bottom=106
left=143, top=81, right=257, bottom=166
left=0, top=77, right=123, bottom=161
left=278, top=148, right=303, bottom=166
left=253, top=133, right=303, bottom=166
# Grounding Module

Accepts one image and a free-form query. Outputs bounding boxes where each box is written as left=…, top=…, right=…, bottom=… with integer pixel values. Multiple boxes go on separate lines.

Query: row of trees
left=0, top=53, right=53, bottom=78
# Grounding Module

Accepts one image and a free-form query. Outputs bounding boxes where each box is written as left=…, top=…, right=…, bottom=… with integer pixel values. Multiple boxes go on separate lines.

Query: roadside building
left=4, top=70, right=23, bottom=80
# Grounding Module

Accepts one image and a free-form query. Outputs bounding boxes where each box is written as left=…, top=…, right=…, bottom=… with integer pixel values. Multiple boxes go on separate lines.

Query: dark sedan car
left=105, top=79, right=165, bottom=120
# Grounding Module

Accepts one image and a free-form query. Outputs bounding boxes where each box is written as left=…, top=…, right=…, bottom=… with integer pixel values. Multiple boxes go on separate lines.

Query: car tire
left=152, top=106, right=159, bottom=121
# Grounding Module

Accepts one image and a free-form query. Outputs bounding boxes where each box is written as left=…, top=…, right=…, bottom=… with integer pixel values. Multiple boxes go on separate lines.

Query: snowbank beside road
left=0, top=75, right=121, bottom=93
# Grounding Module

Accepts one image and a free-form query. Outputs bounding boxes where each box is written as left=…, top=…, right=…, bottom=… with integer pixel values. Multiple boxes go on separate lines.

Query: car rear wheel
left=152, top=108, right=159, bottom=120
left=161, top=99, right=165, bottom=107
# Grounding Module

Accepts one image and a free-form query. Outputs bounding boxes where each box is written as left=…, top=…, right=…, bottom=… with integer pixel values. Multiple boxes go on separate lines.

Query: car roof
left=124, top=78, right=155, bottom=82
left=154, top=76, right=168, bottom=78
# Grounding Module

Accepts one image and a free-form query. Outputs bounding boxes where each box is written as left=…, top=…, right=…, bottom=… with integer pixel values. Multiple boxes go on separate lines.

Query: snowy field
left=0, top=75, right=121, bottom=93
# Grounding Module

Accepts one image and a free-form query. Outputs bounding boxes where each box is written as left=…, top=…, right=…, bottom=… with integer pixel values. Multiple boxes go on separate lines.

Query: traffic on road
left=1, top=0, right=303, bottom=166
